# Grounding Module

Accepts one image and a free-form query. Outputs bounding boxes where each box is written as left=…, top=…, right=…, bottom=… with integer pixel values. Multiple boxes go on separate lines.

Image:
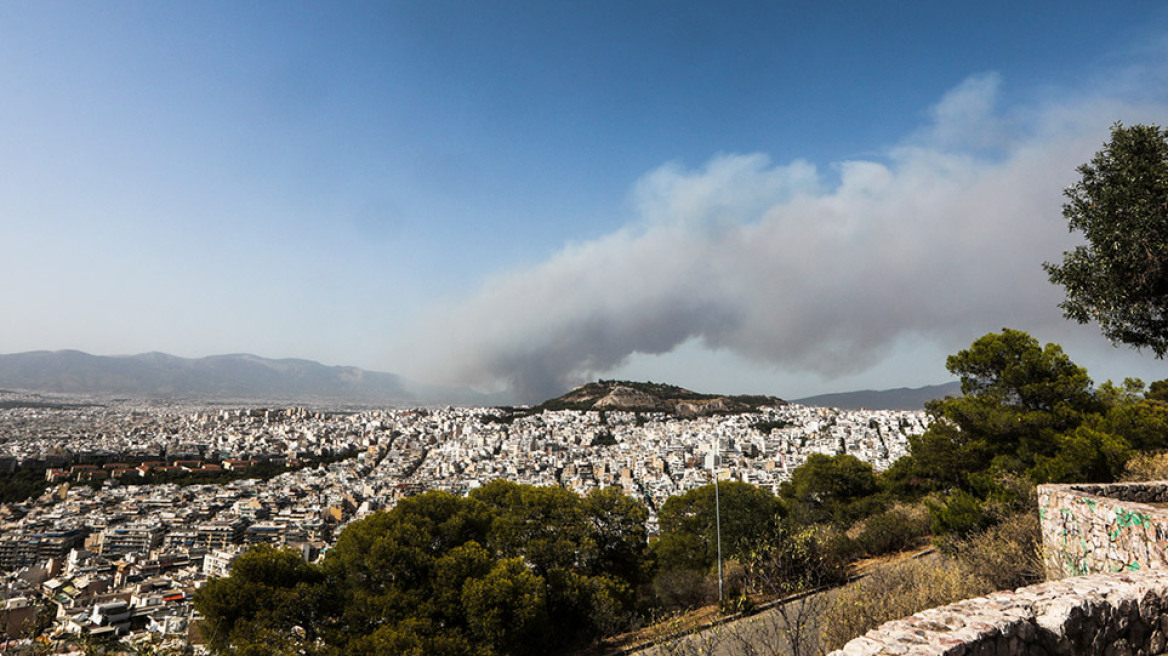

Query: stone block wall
left=1038, top=482, right=1168, bottom=579
left=829, top=571, right=1168, bottom=656
left=827, top=482, right=1168, bottom=656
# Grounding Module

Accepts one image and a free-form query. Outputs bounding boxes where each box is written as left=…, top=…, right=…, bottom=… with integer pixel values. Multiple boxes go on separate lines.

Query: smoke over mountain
left=410, top=73, right=1168, bottom=402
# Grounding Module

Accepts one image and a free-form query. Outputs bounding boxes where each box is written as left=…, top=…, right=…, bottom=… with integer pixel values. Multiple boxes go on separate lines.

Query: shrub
left=853, top=503, right=931, bottom=557
left=1121, top=451, right=1168, bottom=481
left=652, top=568, right=710, bottom=610
left=820, top=555, right=989, bottom=651
left=943, top=511, right=1045, bottom=592
left=926, top=489, right=991, bottom=537
left=823, top=511, right=1045, bottom=650
left=741, top=523, right=853, bottom=600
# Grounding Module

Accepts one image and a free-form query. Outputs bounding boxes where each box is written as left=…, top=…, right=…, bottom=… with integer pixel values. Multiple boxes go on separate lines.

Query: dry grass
left=1121, top=451, right=1168, bottom=481
left=821, top=511, right=1044, bottom=651
left=820, top=554, right=987, bottom=651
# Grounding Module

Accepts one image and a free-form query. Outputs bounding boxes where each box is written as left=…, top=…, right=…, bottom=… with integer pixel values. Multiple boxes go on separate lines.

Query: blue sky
left=4, top=2, right=1168, bottom=402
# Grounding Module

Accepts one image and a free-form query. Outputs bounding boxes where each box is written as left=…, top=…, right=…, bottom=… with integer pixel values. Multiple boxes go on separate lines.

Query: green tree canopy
left=1045, top=122, right=1168, bottom=356
left=653, top=480, right=782, bottom=574
left=923, top=329, right=1099, bottom=479
left=779, top=453, right=881, bottom=525
left=194, top=544, right=331, bottom=653
left=471, top=480, right=592, bottom=576
left=199, top=484, right=651, bottom=656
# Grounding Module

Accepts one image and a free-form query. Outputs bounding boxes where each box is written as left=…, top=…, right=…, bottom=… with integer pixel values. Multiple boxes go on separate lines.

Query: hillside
left=534, top=380, right=785, bottom=417
left=0, top=350, right=497, bottom=405
left=793, top=382, right=961, bottom=410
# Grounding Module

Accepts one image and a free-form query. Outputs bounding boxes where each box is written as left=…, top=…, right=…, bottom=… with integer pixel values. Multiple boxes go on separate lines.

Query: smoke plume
left=412, top=73, right=1168, bottom=402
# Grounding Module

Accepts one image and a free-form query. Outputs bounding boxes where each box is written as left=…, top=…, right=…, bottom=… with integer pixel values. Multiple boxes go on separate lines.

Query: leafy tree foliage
left=779, top=453, right=881, bottom=525
left=1149, top=378, right=1168, bottom=401
left=1045, top=123, right=1168, bottom=356
left=653, top=481, right=782, bottom=578
left=197, top=484, right=650, bottom=656
left=581, top=485, right=650, bottom=584
left=462, top=559, right=550, bottom=656
left=880, top=329, right=1168, bottom=537
left=194, top=544, right=331, bottom=653
left=0, top=467, right=51, bottom=503
left=890, top=329, right=1101, bottom=496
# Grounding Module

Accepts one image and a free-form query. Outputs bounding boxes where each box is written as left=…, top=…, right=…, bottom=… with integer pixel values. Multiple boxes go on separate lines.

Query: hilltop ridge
left=534, top=379, right=786, bottom=417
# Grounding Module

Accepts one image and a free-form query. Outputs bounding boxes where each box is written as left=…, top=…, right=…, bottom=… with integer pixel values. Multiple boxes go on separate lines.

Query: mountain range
left=0, top=350, right=958, bottom=410
left=0, top=350, right=498, bottom=406
left=792, top=382, right=961, bottom=410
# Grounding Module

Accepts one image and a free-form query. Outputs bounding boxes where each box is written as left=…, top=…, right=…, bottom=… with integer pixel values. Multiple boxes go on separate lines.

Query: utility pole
left=712, top=438, right=723, bottom=605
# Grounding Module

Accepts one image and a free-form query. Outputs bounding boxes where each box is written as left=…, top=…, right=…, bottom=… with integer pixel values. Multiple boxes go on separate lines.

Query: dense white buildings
left=0, top=393, right=929, bottom=648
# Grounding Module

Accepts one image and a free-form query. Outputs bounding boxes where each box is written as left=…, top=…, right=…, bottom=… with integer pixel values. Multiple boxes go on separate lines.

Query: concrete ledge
left=829, top=570, right=1168, bottom=656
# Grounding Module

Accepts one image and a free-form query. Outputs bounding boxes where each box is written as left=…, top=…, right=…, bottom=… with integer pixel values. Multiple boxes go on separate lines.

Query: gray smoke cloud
left=411, top=74, right=1168, bottom=403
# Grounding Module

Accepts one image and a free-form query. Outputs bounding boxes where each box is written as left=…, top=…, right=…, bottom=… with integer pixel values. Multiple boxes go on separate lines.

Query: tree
left=909, top=328, right=1100, bottom=488
left=1045, top=122, right=1168, bottom=355
left=654, top=481, right=782, bottom=575
left=779, top=453, right=881, bottom=525
left=1148, top=378, right=1168, bottom=401
left=581, top=486, right=650, bottom=583
left=194, top=544, right=329, bottom=654
left=471, top=480, right=592, bottom=575
left=880, top=329, right=1109, bottom=532
left=294, top=482, right=649, bottom=655
left=462, top=558, right=550, bottom=656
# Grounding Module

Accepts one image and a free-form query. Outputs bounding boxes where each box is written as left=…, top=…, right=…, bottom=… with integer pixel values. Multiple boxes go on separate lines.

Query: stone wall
left=828, top=482, right=1168, bottom=656
left=1039, top=482, right=1168, bottom=579
left=830, top=571, right=1168, bottom=656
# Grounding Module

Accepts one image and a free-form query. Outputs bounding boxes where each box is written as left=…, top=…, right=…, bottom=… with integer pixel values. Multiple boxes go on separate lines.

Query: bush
left=943, top=512, right=1045, bottom=592
left=820, top=555, right=989, bottom=651
left=823, top=511, right=1046, bottom=650
left=652, top=568, right=710, bottom=610
left=926, top=489, right=991, bottom=537
left=741, top=523, right=853, bottom=600
left=853, top=504, right=931, bottom=557
left=1121, top=451, right=1168, bottom=481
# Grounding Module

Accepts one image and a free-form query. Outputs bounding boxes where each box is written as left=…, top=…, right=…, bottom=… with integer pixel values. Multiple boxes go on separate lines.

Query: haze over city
left=4, top=2, right=1168, bottom=402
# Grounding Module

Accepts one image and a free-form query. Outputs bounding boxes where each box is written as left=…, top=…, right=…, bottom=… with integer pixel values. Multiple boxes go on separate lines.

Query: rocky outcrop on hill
left=593, top=386, right=669, bottom=412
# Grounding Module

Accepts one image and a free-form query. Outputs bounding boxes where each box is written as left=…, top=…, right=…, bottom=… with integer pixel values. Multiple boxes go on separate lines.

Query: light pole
left=712, top=438, right=723, bottom=605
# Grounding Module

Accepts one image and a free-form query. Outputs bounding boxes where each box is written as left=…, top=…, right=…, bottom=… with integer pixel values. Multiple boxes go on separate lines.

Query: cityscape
left=0, top=388, right=929, bottom=648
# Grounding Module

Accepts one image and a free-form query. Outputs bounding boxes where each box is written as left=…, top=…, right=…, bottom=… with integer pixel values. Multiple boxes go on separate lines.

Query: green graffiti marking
left=1107, top=508, right=1150, bottom=541
left=1127, top=561, right=1141, bottom=571
left=1116, top=507, right=1150, bottom=528
left=1082, top=498, right=1097, bottom=513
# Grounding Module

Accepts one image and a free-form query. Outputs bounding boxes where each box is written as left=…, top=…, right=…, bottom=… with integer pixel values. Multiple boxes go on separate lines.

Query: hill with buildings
left=534, top=379, right=786, bottom=416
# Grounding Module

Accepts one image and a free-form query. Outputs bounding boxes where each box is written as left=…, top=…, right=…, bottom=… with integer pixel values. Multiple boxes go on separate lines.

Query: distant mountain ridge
left=0, top=350, right=495, bottom=405
left=0, top=350, right=959, bottom=410
left=793, top=382, right=961, bottom=410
